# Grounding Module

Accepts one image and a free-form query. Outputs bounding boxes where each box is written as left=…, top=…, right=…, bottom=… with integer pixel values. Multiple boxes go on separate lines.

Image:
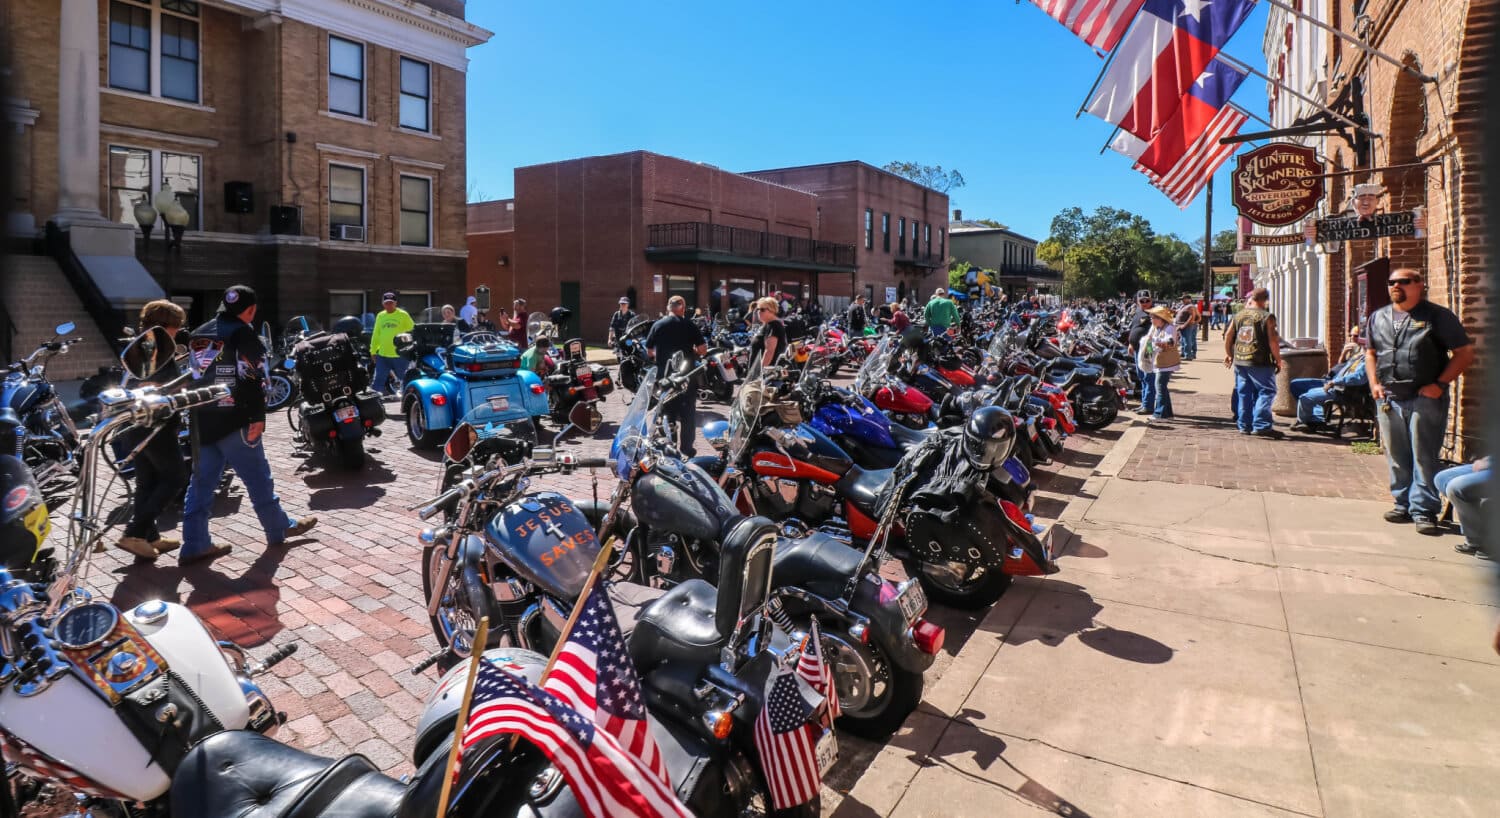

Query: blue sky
left=464, top=0, right=1271, bottom=245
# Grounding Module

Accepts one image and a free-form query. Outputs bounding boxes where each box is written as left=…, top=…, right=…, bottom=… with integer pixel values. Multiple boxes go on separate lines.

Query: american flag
left=797, top=618, right=839, bottom=721
left=460, top=662, right=693, bottom=818
left=1030, top=0, right=1147, bottom=53
left=1135, top=105, right=1248, bottom=208
left=754, top=664, right=826, bottom=810
left=1, top=732, right=124, bottom=800
left=542, top=582, right=669, bottom=788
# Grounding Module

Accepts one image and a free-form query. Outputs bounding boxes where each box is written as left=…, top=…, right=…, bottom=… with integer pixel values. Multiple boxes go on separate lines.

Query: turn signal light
left=999, top=500, right=1031, bottom=530
left=430, top=394, right=447, bottom=406
left=912, top=620, right=945, bottom=655
left=530, top=384, right=545, bottom=394
left=703, top=710, right=733, bottom=740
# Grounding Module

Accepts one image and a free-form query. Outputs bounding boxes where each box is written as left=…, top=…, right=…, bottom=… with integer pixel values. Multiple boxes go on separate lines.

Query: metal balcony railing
left=647, top=222, right=857, bottom=268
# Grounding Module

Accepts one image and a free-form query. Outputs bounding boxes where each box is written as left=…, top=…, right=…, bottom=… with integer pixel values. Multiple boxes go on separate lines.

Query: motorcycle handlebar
left=417, top=485, right=466, bottom=520
left=169, top=385, right=228, bottom=410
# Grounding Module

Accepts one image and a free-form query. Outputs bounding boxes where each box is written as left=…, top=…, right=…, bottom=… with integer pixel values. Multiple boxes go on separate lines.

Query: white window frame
left=398, top=172, right=433, bottom=248
left=398, top=56, right=432, bottom=133
left=327, top=35, right=366, bottom=119
left=107, top=0, right=202, bottom=104
left=106, top=143, right=203, bottom=231
left=327, top=161, right=368, bottom=241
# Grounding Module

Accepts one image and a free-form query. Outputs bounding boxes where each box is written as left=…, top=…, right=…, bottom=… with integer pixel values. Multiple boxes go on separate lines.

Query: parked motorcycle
left=259, top=321, right=298, bottom=411
left=1, top=323, right=86, bottom=493
left=0, top=327, right=293, bottom=815
left=543, top=336, right=614, bottom=429
left=288, top=329, right=387, bottom=469
left=613, top=316, right=653, bottom=393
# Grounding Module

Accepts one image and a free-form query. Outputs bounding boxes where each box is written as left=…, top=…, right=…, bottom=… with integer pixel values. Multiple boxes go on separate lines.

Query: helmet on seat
left=962, top=406, right=1016, bottom=471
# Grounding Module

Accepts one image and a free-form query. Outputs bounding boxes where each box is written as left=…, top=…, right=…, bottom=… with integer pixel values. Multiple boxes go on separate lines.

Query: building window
left=881, top=213, right=891, bottom=252
left=108, top=2, right=151, bottom=94
left=864, top=209, right=874, bottom=250
left=399, top=291, right=433, bottom=313
left=399, top=57, right=431, bottom=132
left=939, top=228, right=945, bottom=261
left=668, top=276, right=696, bottom=310
left=912, top=222, right=920, bottom=257
left=898, top=218, right=906, bottom=255
left=329, top=164, right=365, bottom=240
left=108, top=145, right=201, bottom=231
left=328, top=290, right=367, bottom=324
left=924, top=224, right=932, bottom=258
left=328, top=36, right=365, bottom=118
left=108, top=1, right=200, bottom=102
left=399, top=175, right=432, bottom=247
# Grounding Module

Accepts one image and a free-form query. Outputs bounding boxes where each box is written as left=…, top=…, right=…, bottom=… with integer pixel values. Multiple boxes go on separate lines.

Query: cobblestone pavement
left=59, top=377, right=1116, bottom=792
left=1119, top=360, right=1390, bottom=501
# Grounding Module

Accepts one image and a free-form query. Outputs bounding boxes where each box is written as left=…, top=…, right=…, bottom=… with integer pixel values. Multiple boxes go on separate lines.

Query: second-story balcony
left=647, top=222, right=856, bottom=273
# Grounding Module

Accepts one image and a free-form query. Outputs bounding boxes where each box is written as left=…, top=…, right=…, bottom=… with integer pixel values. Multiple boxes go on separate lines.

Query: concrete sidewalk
left=834, top=358, right=1500, bottom=818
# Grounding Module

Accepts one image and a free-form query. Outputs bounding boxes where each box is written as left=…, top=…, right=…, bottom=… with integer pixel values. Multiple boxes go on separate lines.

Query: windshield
left=854, top=336, right=896, bottom=395
left=797, top=346, right=832, bottom=395
left=285, top=316, right=322, bottom=337
left=726, top=375, right=771, bottom=465
left=610, top=368, right=656, bottom=480
left=987, top=328, right=1013, bottom=363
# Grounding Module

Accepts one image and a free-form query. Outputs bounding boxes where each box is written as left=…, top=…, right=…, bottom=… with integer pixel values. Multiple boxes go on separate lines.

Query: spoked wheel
left=421, top=545, right=495, bottom=660
left=908, top=558, right=1012, bottom=610
left=818, top=627, right=923, bottom=740
left=265, top=373, right=296, bottom=410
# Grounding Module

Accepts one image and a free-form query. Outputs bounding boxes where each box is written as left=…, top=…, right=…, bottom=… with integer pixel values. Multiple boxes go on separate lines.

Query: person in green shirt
left=520, top=336, right=553, bottom=376
left=369, top=292, right=414, bottom=394
left=923, top=287, right=960, bottom=334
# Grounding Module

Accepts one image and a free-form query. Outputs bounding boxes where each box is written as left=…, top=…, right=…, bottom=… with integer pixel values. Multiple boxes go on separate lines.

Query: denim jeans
left=1233, top=366, right=1277, bottom=433
left=371, top=354, right=407, bottom=395
left=664, top=392, right=698, bottom=457
left=183, top=427, right=295, bottom=557
left=1153, top=370, right=1175, bottom=417
left=1289, top=378, right=1327, bottom=427
left=1138, top=366, right=1157, bottom=415
left=1179, top=328, right=1198, bottom=360
left=1376, top=393, right=1450, bottom=520
left=1434, top=466, right=1489, bottom=550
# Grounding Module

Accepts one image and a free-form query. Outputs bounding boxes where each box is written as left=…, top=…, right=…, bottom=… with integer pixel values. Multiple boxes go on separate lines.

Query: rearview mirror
left=568, top=401, right=601, bottom=435
left=120, top=326, right=175, bottom=381
left=54, top=322, right=76, bottom=336
left=444, top=422, right=478, bottom=463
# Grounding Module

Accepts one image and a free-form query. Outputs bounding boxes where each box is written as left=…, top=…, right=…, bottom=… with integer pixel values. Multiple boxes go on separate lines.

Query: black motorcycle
left=613, top=316, right=653, bottom=393
left=1, top=322, right=86, bottom=492
left=287, top=330, right=386, bottom=468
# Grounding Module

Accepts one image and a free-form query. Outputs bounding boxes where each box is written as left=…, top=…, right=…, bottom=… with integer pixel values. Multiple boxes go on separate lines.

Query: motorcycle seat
left=836, top=465, right=892, bottom=515
left=627, top=579, right=724, bottom=672
left=172, top=729, right=404, bottom=818
left=887, top=421, right=933, bottom=447
left=773, top=531, right=864, bottom=588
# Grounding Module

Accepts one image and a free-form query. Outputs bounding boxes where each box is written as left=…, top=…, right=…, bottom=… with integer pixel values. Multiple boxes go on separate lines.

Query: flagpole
left=1202, top=177, right=1214, bottom=334
left=1098, top=125, right=1123, bottom=156
left=436, top=616, right=489, bottom=818
left=1075, top=9, right=1139, bottom=119
left=1232, top=104, right=1275, bottom=131
left=1217, top=53, right=1380, bottom=137
left=1254, top=0, right=1436, bottom=83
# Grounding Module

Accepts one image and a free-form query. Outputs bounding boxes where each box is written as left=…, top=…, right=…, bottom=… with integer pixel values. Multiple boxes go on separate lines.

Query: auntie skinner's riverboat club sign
left=1232, top=143, right=1425, bottom=248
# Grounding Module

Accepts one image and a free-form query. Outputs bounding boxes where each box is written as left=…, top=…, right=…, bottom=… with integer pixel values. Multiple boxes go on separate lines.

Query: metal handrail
left=647, top=222, right=857, bottom=267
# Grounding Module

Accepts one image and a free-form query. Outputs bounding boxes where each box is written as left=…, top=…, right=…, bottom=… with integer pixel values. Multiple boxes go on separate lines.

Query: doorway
left=560, top=281, right=582, bottom=339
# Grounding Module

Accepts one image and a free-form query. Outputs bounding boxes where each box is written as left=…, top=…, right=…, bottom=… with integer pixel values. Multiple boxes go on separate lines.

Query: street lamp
left=132, top=198, right=158, bottom=249
left=163, top=203, right=189, bottom=250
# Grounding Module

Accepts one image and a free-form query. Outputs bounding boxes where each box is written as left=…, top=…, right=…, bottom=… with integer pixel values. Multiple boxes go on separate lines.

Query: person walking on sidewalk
left=1137, top=306, right=1181, bottom=420
left=1365, top=268, right=1475, bottom=534
left=1127, top=291, right=1154, bottom=413
left=114, top=300, right=189, bottom=560
left=1174, top=299, right=1200, bottom=361
left=181, top=286, right=317, bottom=565
left=1224, top=288, right=1285, bottom=438
left=369, top=292, right=413, bottom=395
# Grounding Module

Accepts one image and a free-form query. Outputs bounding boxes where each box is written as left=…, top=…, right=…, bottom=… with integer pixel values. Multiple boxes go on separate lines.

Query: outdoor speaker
left=224, top=181, right=254, bottom=214
left=269, top=205, right=301, bottom=236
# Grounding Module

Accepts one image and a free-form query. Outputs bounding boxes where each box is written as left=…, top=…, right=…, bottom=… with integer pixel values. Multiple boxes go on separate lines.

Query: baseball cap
left=219, top=285, right=257, bottom=316
left=619, top=297, right=630, bottom=304
left=381, top=292, right=396, bottom=303
left=1135, top=289, right=1153, bottom=301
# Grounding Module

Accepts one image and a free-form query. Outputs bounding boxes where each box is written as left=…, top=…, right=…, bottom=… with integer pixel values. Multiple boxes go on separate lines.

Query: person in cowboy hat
left=1137, top=304, right=1182, bottom=420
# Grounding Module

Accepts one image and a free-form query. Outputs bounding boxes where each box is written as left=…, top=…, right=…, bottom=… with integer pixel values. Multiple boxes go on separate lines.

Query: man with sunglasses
left=1365, top=269, right=1475, bottom=534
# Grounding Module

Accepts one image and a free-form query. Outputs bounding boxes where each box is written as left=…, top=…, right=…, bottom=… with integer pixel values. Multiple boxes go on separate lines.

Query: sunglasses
left=1388, top=278, right=1420, bottom=286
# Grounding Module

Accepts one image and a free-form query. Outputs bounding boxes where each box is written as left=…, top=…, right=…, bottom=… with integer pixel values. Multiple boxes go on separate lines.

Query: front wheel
left=337, top=437, right=365, bottom=469
left=265, top=372, right=297, bottom=410
left=1073, top=384, right=1120, bottom=429
left=405, top=400, right=446, bottom=449
left=421, top=545, right=495, bottom=660
left=907, top=559, right=1013, bottom=610
left=818, top=628, right=923, bottom=740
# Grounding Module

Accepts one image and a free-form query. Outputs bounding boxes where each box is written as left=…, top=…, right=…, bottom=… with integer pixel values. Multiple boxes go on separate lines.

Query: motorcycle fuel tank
left=634, top=457, right=737, bottom=543
left=1, top=377, right=45, bottom=414
left=484, top=491, right=600, bottom=601
left=811, top=397, right=895, bottom=450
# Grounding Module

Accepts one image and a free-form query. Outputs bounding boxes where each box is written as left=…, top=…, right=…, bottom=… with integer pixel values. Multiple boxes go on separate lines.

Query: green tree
left=948, top=260, right=974, bottom=292
left=1042, top=206, right=1210, bottom=298
left=882, top=162, right=966, bottom=193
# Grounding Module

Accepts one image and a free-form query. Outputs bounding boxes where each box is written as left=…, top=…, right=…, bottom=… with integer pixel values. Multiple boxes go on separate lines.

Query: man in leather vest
left=181, top=286, right=317, bottom=565
left=1128, top=290, right=1154, bottom=413
left=1364, top=269, right=1474, bottom=534
left=1223, top=287, right=1285, bottom=437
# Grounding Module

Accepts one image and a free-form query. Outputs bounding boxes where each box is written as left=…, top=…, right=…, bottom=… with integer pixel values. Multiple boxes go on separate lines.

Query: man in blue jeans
left=181, top=286, right=317, bottom=564
left=1289, top=355, right=1367, bottom=430
left=1223, top=288, right=1284, bottom=438
left=1366, top=268, right=1475, bottom=534
left=1434, top=458, right=1490, bottom=558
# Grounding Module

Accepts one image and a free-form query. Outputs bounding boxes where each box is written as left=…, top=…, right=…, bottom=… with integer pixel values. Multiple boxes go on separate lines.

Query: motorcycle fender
left=335, top=414, right=365, bottom=440
left=850, top=578, right=937, bottom=673
left=405, top=380, right=455, bottom=431
left=515, top=369, right=550, bottom=417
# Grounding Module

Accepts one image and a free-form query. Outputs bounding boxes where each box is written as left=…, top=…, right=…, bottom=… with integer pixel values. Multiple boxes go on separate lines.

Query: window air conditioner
left=335, top=224, right=366, bottom=242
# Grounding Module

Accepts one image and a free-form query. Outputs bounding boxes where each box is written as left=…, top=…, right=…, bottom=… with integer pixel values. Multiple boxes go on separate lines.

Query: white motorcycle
left=0, top=326, right=294, bottom=816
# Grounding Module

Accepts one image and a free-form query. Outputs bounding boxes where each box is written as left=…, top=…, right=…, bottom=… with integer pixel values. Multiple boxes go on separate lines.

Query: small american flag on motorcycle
left=1, top=730, right=125, bottom=800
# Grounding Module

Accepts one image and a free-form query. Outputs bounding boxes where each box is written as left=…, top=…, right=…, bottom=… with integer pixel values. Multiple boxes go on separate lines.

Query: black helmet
left=548, top=306, right=573, bottom=327
left=0, top=455, right=50, bottom=573
left=963, top=406, right=1016, bottom=471
left=331, top=315, right=364, bottom=337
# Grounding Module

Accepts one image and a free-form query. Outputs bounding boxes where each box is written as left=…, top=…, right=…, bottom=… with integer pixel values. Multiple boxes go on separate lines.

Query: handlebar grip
left=257, top=642, right=299, bottom=672
left=569, top=456, right=609, bottom=469
left=417, top=487, right=463, bottom=520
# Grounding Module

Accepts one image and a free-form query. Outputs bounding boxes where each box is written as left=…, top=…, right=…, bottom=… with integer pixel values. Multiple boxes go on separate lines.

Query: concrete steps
left=1, top=254, right=122, bottom=380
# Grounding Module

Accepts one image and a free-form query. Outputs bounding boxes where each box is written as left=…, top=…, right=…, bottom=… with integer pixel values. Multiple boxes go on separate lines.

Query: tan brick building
left=4, top=0, right=490, bottom=330
left=1251, top=0, right=1493, bottom=457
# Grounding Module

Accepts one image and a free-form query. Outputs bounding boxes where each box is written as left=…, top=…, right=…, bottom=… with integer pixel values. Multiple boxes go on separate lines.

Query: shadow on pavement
left=991, top=580, right=1174, bottom=665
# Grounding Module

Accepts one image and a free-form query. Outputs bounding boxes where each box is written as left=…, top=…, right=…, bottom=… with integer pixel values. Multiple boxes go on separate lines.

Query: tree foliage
left=1043, top=206, right=1205, bottom=299
left=882, top=162, right=966, bottom=193
left=948, top=260, right=974, bottom=292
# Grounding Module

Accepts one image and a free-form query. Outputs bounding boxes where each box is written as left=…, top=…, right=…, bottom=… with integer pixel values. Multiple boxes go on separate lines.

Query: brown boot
left=115, top=537, right=160, bottom=561
left=284, top=516, right=318, bottom=539
left=150, top=537, right=182, bottom=555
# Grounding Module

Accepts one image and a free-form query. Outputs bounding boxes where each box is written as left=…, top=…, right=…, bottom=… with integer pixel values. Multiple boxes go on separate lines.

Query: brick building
left=465, top=198, right=514, bottom=317
left=744, top=161, right=950, bottom=307
left=1248, top=0, right=1492, bottom=456
left=484, top=151, right=855, bottom=343
left=3, top=0, right=490, bottom=332
left=948, top=211, right=1059, bottom=296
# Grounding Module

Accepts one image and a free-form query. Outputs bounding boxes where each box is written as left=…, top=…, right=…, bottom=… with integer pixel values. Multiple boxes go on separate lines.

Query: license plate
left=487, top=396, right=509, bottom=411
left=815, top=728, right=838, bottom=778
left=722, top=368, right=737, bottom=383
left=1044, top=427, right=1062, bottom=446
left=334, top=405, right=357, bottom=422
left=895, top=580, right=927, bottom=623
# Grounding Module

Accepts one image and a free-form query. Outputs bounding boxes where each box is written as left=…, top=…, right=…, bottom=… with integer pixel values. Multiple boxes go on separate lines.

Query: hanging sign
left=1231, top=143, right=1325, bottom=227
left=1312, top=211, right=1418, bottom=244
left=1244, top=233, right=1306, bottom=247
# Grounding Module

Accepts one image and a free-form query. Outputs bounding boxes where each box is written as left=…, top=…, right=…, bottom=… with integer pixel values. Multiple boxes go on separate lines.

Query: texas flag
left=1136, top=59, right=1245, bottom=175
left=1085, top=0, right=1256, bottom=140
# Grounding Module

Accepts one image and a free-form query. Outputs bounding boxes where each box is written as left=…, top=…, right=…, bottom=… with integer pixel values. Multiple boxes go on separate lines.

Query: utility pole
left=1203, top=178, right=1213, bottom=341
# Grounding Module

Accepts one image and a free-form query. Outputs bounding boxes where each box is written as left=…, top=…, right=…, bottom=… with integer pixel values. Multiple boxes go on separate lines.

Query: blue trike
left=401, top=330, right=548, bottom=449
